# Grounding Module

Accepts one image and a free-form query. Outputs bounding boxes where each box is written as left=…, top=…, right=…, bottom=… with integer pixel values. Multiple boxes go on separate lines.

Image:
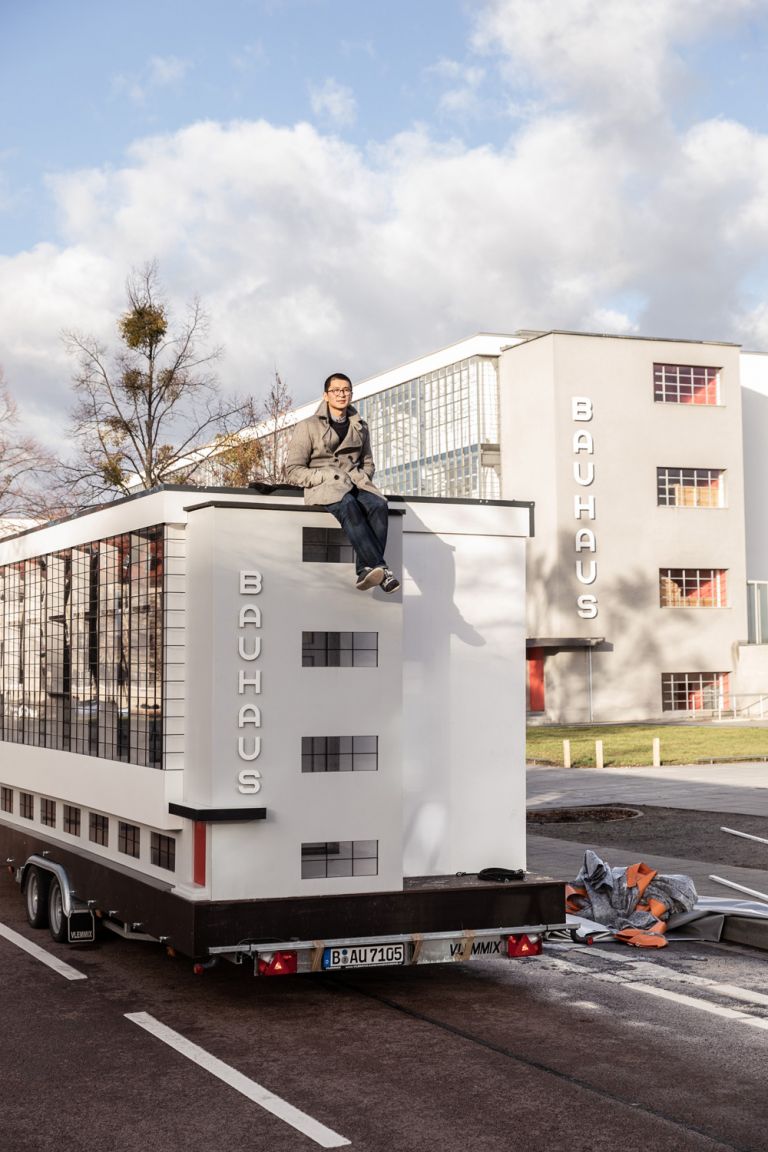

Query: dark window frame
left=302, top=526, right=354, bottom=564
left=302, top=631, right=378, bottom=668
left=301, top=735, right=378, bottom=772
left=301, top=839, right=379, bottom=879
left=118, top=821, right=141, bottom=859
left=150, top=831, right=176, bottom=871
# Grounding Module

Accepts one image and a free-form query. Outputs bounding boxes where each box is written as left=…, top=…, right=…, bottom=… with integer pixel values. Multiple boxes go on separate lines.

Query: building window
left=659, top=569, right=727, bottom=608
left=302, top=632, right=378, bottom=668
left=1, top=786, right=12, bottom=813
left=662, top=672, right=730, bottom=713
left=302, top=735, right=378, bottom=772
left=356, top=356, right=501, bottom=500
left=151, top=832, right=176, bottom=871
left=0, top=524, right=164, bottom=769
left=89, top=813, right=109, bottom=847
left=40, top=798, right=56, bottom=827
left=747, top=581, right=768, bottom=644
left=654, top=363, right=720, bottom=405
left=302, top=527, right=354, bottom=564
left=118, top=821, right=140, bottom=858
left=63, top=805, right=81, bottom=836
left=20, top=792, right=33, bottom=820
left=301, top=839, right=379, bottom=879
left=657, top=467, right=725, bottom=508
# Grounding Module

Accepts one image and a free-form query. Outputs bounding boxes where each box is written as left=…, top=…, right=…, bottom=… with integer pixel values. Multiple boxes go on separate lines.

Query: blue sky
left=3, top=0, right=768, bottom=443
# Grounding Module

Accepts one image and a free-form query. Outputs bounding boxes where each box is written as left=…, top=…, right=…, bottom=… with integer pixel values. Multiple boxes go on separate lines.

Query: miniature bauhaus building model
left=0, top=486, right=538, bottom=952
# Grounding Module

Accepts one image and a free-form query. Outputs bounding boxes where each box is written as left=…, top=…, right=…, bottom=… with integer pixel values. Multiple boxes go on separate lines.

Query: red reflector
left=257, top=950, right=298, bottom=976
left=507, top=933, right=542, bottom=958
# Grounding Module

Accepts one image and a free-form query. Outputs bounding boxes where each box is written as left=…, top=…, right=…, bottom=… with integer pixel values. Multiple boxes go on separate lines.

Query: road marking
left=545, top=955, right=768, bottom=1028
left=125, top=1012, right=350, bottom=1148
left=0, top=921, right=87, bottom=981
left=625, top=982, right=768, bottom=1030
left=552, top=946, right=768, bottom=1009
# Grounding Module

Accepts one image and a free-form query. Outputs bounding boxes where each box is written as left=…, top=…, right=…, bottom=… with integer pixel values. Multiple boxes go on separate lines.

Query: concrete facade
left=330, top=329, right=768, bottom=724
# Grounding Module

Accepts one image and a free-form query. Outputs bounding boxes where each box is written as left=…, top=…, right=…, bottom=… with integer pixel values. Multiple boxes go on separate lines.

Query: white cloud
left=4, top=2, right=768, bottom=447
left=471, top=0, right=760, bottom=125
left=429, top=59, right=489, bottom=118
left=113, top=54, right=192, bottom=106
left=309, top=79, right=357, bottom=128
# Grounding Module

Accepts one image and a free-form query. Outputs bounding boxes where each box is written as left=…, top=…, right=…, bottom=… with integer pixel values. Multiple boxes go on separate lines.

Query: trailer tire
left=24, top=867, right=50, bottom=929
left=48, top=878, right=68, bottom=943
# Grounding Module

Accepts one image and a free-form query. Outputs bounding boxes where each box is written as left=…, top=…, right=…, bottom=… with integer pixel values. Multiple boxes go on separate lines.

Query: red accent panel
left=193, top=822, right=207, bottom=887
left=527, top=648, right=545, bottom=713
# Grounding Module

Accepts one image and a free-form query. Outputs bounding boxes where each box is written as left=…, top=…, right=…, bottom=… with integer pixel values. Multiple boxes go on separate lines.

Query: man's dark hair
left=324, top=372, right=352, bottom=392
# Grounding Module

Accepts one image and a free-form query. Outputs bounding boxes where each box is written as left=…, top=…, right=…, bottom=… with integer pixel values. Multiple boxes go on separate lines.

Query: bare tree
left=0, top=367, right=59, bottom=525
left=60, top=262, right=249, bottom=502
left=208, top=371, right=294, bottom=488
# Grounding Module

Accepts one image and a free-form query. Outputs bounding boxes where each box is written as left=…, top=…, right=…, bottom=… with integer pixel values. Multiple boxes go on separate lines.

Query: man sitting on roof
left=285, top=372, right=400, bottom=594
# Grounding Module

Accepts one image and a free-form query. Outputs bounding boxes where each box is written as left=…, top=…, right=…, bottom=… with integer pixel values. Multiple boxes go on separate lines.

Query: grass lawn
left=527, top=724, right=768, bottom=767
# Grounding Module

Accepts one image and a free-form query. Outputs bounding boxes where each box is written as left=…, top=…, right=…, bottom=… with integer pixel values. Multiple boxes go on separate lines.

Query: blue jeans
left=325, top=489, right=389, bottom=576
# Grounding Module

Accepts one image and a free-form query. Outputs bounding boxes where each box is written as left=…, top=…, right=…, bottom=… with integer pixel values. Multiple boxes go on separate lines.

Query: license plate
left=323, top=942, right=406, bottom=970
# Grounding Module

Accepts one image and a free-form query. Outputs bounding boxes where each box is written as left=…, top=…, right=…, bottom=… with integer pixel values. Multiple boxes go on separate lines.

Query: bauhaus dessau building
left=277, top=330, right=768, bottom=724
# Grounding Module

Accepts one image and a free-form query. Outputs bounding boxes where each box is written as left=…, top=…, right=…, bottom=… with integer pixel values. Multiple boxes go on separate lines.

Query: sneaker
left=380, top=569, right=400, bottom=595
left=356, top=566, right=385, bottom=590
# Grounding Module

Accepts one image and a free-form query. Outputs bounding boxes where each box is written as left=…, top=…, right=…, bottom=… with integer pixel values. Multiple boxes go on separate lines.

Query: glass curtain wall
left=356, top=356, right=501, bottom=498
left=0, top=525, right=164, bottom=767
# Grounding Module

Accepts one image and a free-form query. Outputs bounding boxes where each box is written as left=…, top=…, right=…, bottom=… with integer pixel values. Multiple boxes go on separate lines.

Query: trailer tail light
left=507, top=933, right=542, bottom=958
left=257, top=950, right=298, bottom=976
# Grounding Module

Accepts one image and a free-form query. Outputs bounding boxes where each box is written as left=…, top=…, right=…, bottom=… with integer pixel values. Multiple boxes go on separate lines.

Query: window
left=151, top=832, right=176, bottom=871
left=654, top=363, right=720, bottom=405
left=20, top=792, right=33, bottom=820
left=747, top=581, right=768, bottom=644
left=302, top=632, right=378, bottom=668
left=301, top=839, right=378, bottom=879
left=302, top=527, right=354, bottom=564
left=1, top=786, right=12, bottom=813
left=662, top=672, right=730, bottom=713
left=118, top=821, right=140, bottom=858
left=659, top=569, right=727, bottom=608
left=0, top=524, right=164, bottom=769
left=40, top=798, right=56, bottom=827
left=302, top=735, right=378, bottom=772
left=657, top=467, right=724, bottom=508
left=89, top=813, right=109, bottom=847
left=63, top=805, right=81, bottom=836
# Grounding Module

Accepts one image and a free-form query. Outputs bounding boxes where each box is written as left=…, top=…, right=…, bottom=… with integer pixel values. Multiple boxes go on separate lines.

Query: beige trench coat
left=285, top=401, right=385, bottom=506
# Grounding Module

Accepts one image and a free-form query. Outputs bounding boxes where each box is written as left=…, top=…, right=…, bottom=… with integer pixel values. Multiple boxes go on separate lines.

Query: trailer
left=0, top=485, right=565, bottom=974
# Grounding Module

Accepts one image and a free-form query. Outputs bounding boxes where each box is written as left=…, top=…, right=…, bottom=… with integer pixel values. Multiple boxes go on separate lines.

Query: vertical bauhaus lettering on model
left=572, top=398, right=598, bottom=619
left=237, top=570, right=263, bottom=793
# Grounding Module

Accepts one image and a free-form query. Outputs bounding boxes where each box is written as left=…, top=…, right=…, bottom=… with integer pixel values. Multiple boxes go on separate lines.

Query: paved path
left=527, top=761, right=768, bottom=815
left=526, top=761, right=768, bottom=898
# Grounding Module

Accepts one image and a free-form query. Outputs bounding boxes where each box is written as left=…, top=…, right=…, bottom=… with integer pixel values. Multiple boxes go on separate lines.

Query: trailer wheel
left=24, top=867, right=49, bottom=929
left=47, top=878, right=68, bottom=943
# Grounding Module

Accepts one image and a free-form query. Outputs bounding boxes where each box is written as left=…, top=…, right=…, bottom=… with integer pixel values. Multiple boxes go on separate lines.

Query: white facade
left=0, top=487, right=531, bottom=903
left=326, top=330, right=768, bottom=723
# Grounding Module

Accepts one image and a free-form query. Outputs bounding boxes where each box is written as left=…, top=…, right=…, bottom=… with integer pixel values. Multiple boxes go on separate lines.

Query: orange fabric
left=615, top=928, right=668, bottom=948
left=625, top=861, right=657, bottom=898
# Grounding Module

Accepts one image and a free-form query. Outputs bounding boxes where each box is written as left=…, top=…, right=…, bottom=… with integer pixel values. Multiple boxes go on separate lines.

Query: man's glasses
left=327, top=388, right=352, bottom=396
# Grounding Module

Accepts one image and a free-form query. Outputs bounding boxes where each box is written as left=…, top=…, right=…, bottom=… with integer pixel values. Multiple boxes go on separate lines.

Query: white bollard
left=595, top=739, right=604, bottom=769
left=563, top=739, right=571, bottom=769
left=652, top=737, right=661, bottom=767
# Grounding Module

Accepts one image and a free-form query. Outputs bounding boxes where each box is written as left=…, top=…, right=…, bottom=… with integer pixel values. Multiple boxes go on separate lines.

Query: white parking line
left=0, top=921, right=87, bottom=981
left=125, top=1012, right=350, bottom=1148
left=552, top=945, right=768, bottom=1009
left=625, top=982, right=768, bottom=1030
left=545, top=954, right=768, bottom=1029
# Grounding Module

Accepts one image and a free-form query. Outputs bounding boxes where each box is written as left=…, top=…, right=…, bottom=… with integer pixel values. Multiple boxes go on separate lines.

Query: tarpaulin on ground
left=567, top=850, right=698, bottom=947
